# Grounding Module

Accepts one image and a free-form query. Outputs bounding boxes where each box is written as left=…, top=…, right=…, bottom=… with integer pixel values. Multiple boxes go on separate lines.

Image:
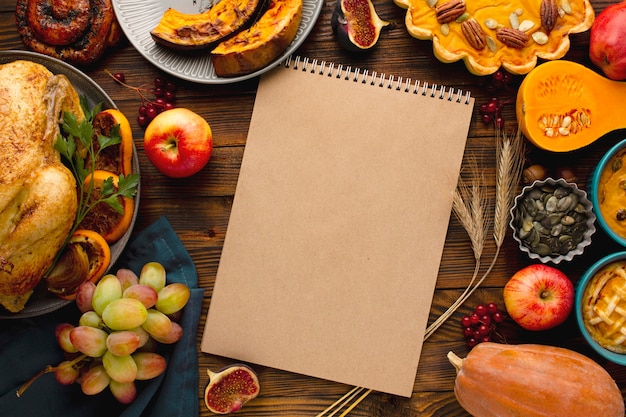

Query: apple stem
left=161, top=141, right=178, bottom=152
left=540, top=290, right=551, bottom=299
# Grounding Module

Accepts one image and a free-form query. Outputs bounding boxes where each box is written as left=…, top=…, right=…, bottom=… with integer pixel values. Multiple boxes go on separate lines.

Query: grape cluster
left=461, top=302, right=505, bottom=349
left=108, top=71, right=178, bottom=128
left=28, top=262, right=191, bottom=404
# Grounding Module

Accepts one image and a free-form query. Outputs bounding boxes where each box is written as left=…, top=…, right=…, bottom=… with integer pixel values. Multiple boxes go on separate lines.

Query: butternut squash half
left=210, top=0, right=303, bottom=77
left=150, top=0, right=268, bottom=51
left=516, top=60, right=626, bottom=152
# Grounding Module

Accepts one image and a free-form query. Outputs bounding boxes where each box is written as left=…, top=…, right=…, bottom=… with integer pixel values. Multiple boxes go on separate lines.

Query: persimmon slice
left=55, top=229, right=111, bottom=300
left=91, top=108, right=134, bottom=176
left=68, top=229, right=111, bottom=284
left=79, top=169, right=134, bottom=243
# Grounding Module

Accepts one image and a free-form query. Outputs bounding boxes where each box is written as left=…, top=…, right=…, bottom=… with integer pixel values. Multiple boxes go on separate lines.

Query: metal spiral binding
left=283, top=55, right=471, bottom=104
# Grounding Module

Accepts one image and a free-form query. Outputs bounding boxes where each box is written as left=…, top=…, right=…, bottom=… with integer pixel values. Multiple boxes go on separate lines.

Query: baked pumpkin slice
left=151, top=0, right=268, bottom=51
left=210, top=0, right=303, bottom=77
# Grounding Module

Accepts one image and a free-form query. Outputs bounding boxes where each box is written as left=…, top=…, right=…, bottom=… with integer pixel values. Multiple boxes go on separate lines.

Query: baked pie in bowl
left=577, top=252, right=626, bottom=364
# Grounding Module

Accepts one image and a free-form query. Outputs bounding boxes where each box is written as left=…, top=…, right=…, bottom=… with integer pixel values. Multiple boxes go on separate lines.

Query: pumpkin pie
left=394, top=0, right=595, bottom=75
left=582, top=261, right=626, bottom=354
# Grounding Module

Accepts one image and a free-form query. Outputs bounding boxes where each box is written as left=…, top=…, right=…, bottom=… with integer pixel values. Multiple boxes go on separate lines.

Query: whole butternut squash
left=448, top=342, right=624, bottom=417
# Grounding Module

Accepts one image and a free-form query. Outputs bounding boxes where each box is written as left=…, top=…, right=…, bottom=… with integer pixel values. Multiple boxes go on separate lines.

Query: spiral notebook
left=202, top=56, right=474, bottom=397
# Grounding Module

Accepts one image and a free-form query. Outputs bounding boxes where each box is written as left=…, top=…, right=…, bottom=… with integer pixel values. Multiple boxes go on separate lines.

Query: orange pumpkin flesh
left=516, top=60, right=626, bottom=152
left=448, top=342, right=625, bottom=417
left=79, top=170, right=135, bottom=244
left=150, top=0, right=267, bottom=51
left=210, top=0, right=303, bottom=77
left=91, top=109, right=134, bottom=176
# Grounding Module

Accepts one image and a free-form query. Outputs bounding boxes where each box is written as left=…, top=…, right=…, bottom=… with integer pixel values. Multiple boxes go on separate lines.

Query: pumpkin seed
left=455, top=12, right=470, bottom=22
left=513, top=182, right=591, bottom=258
left=509, top=12, right=520, bottom=29
left=518, top=20, right=535, bottom=32
left=561, top=0, right=572, bottom=14
left=484, top=18, right=498, bottom=29
left=486, top=36, right=497, bottom=52
left=531, top=31, right=549, bottom=45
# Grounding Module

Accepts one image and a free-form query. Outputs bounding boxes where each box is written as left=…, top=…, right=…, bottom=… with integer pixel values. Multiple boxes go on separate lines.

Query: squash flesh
left=516, top=60, right=626, bottom=152
left=451, top=342, right=625, bottom=417
left=210, top=0, right=303, bottom=77
left=150, top=0, right=266, bottom=50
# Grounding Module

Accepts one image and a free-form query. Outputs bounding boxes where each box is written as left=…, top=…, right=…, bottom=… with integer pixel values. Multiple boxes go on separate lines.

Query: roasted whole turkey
left=0, top=60, right=82, bottom=312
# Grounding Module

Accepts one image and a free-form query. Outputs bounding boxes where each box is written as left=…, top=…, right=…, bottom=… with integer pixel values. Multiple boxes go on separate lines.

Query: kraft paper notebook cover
left=202, top=56, right=474, bottom=397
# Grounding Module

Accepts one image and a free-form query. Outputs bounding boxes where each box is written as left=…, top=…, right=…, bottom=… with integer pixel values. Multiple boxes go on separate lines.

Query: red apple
left=589, top=0, right=626, bottom=80
left=143, top=108, right=213, bottom=178
left=503, top=264, right=574, bottom=331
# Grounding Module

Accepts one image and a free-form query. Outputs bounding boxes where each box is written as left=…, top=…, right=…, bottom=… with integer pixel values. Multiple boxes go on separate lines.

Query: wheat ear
left=424, top=129, right=525, bottom=341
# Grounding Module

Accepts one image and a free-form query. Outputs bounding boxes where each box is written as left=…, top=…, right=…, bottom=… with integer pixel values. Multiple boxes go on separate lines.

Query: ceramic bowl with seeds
left=509, top=177, right=596, bottom=263
left=589, top=138, right=626, bottom=247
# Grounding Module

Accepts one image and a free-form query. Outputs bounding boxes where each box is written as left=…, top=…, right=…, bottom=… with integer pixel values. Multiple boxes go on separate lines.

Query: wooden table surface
left=2, top=0, right=626, bottom=415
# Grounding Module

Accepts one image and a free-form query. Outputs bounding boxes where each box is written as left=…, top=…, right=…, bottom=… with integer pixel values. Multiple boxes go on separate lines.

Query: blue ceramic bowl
left=589, top=138, right=626, bottom=247
left=575, top=251, right=626, bottom=365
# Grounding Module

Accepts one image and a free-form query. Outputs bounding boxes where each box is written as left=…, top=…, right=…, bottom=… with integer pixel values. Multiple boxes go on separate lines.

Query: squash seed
left=518, top=20, right=535, bottom=32
left=561, top=0, right=572, bottom=14
left=486, top=36, right=497, bottom=52
left=484, top=18, right=498, bottom=29
left=532, top=31, right=549, bottom=44
left=509, top=12, right=520, bottom=29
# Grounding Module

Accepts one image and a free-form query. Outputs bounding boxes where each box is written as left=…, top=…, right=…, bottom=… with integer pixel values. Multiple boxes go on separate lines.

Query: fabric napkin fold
left=0, top=216, right=203, bottom=417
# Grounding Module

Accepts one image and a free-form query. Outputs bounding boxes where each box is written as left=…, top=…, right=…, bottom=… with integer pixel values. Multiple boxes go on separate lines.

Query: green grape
left=80, top=364, right=110, bottom=395
left=155, top=283, right=190, bottom=315
left=127, top=326, right=151, bottom=348
left=54, top=361, right=80, bottom=385
left=102, top=350, right=137, bottom=383
left=150, top=321, right=183, bottom=344
left=132, top=352, right=167, bottom=380
left=106, top=331, right=141, bottom=356
left=123, top=283, right=158, bottom=309
left=139, top=336, right=158, bottom=353
left=69, top=326, right=108, bottom=357
left=92, top=274, right=123, bottom=315
left=141, top=308, right=172, bottom=339
left=55, top=323, right=78, bottom=353
left=76, top=281, right=96, bottom=313
left=139, top=262, right=166, bottom=293
left=109, top=379, right=137, bottom=404
left=79, top=310, right=103, bottom=328
left=116, top=268, right=139, bottom=291
left=101, top=298, right=148, bottom=331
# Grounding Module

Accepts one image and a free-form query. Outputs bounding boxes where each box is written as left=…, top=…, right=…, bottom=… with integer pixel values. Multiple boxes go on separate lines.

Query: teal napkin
left=0, top=216, right=203, bottom=417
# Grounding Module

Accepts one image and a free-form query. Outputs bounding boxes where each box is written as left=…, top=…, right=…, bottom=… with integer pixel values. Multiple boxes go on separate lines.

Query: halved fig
left=204, top=364, right=260, bottom=414
left=331, top=0, right=392, bottom=52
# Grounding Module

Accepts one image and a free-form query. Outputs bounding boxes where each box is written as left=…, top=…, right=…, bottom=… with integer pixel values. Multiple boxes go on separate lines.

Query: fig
left=331, top=0, right=392, bottom=52
left=204, top=364, right=260, bottom=414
